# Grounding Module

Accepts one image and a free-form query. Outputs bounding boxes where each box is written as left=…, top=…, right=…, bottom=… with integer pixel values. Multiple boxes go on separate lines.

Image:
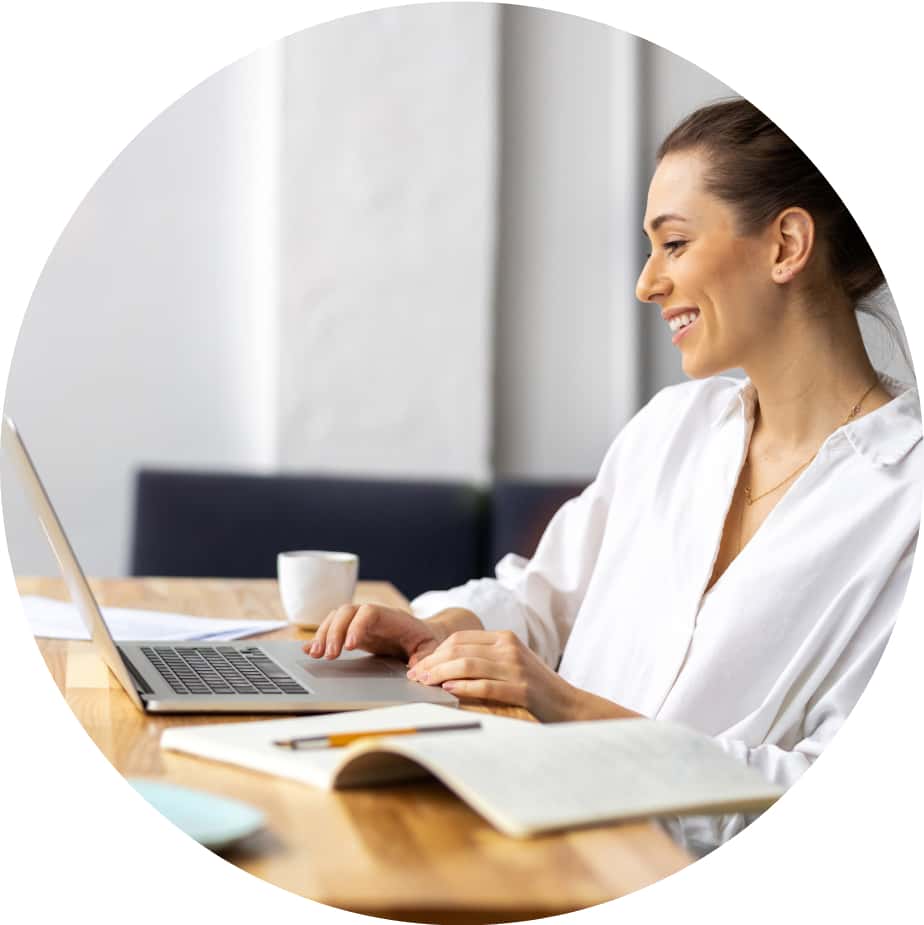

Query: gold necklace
left=743, top=380, right=879, bottom=507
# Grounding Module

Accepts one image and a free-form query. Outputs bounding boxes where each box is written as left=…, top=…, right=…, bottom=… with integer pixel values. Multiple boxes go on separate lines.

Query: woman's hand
left=303, top=604, right=483, bottom=667
left=407, top=630, right=643, bottom=722
left=304, top=604, right=441, bottom=665
left=405, top=630, right=576, bottom=721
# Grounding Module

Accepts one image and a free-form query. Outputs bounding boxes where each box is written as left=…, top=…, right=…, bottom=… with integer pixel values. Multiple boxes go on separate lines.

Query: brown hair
left=657, top=98, right=884, bottom=306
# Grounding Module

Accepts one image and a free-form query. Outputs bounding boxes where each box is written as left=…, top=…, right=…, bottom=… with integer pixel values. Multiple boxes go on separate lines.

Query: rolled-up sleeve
left=410, top=432, right=632, bottom=667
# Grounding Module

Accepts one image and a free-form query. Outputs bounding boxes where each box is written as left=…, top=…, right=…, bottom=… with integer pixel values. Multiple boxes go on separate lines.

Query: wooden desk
left=19, top=576, right=692, bottom=923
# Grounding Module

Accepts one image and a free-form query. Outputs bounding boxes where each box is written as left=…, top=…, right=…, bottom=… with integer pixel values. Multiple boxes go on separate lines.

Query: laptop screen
left=3, top=416, right=144, bottom=709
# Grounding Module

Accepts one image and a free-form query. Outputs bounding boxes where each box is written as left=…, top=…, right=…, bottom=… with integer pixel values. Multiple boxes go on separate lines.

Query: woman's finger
left=437, top=630, right=509, bottom=648
left=343, top=604, right=382, bottom=650
left=439, top=678, right=527, bottom=707
left=310, top=606, right=345, bottom=654
left=406, top=639, right=439, bottom=668
left=413, top=633, right=519, bottom=673
left=320, top=604, right=360, bottom=658
left=410, top=656, right=517, bottom=687
left=304, top=608, right=342, bottom=656
left=410, top=644, right=507, bottom=676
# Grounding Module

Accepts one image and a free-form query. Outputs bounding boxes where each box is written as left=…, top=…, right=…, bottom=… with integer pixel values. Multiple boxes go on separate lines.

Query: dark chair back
left=486, top=479, right=588, bottom=575
left=131, top=470, right=487, bottom=600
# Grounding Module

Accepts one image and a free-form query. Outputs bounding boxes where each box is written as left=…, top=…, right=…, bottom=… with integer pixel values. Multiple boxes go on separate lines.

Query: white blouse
left=411, top=374, right=923, bottom=853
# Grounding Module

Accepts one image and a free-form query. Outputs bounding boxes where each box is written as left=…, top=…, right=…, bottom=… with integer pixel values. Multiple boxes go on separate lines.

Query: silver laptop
left=3, top=415, right=457, bottom=714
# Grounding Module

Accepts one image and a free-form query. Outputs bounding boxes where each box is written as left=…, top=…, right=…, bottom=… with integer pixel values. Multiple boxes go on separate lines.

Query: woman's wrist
left=558, top=680, right=644, bottom=722
left=424, top=607, right=484, bottom=644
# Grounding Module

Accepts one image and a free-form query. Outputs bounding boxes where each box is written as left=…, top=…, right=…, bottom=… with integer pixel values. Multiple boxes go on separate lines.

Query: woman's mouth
left=667, top=309, right=700, bottom=345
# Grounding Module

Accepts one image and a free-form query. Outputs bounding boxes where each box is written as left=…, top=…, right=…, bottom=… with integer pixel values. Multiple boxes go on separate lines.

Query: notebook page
left=351, top=718, right=783, bottom=837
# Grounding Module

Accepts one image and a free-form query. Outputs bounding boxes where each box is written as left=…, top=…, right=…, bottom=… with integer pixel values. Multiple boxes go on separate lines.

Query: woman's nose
left=635, top=258, right=671, bottom=304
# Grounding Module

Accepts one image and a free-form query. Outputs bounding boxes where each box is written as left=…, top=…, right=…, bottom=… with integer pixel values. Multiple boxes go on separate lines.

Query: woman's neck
left=741, top=302, right=889, bottom=453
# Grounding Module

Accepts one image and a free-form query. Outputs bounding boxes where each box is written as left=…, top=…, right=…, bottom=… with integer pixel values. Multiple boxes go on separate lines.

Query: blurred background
left=2, top=4, right=911, bottom=595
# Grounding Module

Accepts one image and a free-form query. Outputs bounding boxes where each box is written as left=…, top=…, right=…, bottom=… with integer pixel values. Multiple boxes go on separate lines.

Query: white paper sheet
left=20, top=595, right=288, bottom=641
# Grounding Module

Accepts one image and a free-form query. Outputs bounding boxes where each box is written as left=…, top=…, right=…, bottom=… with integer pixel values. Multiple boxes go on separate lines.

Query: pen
left=273, top=720, right=482, bottom=750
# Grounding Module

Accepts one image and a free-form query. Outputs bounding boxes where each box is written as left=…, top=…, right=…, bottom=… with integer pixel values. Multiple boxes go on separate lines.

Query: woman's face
left=636, top=151, right=778, bottom=379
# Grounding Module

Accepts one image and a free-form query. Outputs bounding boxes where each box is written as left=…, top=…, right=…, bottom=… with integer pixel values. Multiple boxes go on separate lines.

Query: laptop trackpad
left=299, top=657, right=409, bottom=680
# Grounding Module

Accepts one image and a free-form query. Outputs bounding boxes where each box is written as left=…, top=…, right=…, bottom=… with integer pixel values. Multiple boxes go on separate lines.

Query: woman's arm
left=408, top=629, right=642, bottom=721
left=308, top=601, right=643, bottom=720
left=411, top=442, right=639, bottom=666
left=411, top=390, right=674, bottom=666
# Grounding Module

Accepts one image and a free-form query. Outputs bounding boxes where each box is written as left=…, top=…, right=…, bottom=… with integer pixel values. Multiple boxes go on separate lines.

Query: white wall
left=492, top=7, right=640, bottom=479
left=2, top=5, right=499, bottom=577
left=275, top=5, right=497, bottom=481
left=2, top=50, right=276, bottom=576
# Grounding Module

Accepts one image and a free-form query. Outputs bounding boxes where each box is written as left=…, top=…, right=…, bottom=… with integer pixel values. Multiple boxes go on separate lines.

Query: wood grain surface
left=18, top=576, right=691, bottom=923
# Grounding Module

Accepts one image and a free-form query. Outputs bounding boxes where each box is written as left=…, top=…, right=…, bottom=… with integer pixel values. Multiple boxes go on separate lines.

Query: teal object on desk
left=128, top=779, right=265, bottom=851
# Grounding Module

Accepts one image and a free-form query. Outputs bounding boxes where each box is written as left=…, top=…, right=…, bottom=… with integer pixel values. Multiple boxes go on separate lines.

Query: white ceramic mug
left=277, top=550, right=359, bottom=628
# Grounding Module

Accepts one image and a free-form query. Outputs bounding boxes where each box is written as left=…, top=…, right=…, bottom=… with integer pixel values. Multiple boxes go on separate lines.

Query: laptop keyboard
left=140, top=645, right=308, bottom=696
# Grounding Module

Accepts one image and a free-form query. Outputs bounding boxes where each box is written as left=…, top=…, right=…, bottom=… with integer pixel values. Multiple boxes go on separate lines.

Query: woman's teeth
left=668, top=311, right=699, bottom=333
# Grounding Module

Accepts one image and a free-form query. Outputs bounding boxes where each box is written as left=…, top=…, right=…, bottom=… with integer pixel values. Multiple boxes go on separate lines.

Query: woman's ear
left=771, top=207, right=815, bottom=284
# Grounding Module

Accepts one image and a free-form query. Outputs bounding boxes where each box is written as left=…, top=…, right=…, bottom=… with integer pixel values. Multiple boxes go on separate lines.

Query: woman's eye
left=664, top=240, right=687, bottom=254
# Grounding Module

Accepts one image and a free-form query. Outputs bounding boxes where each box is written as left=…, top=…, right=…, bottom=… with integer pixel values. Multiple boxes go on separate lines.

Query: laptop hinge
left=116, top=647, right=154, bottom=696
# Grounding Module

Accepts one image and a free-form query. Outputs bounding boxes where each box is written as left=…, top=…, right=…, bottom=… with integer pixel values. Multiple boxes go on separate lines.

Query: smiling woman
left=639, top=102, right=890, bottom=384
left=635, top=100, right=905, bottom=590
left=304, top=99, right=922, bottom=857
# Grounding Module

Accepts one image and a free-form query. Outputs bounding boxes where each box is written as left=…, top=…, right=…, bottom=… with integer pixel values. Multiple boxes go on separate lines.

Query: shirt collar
left=712, top=373, right=922, bottom=468
left=843, top=374, right=922, bottom=467
left=712, top=377, right=757, bottom=428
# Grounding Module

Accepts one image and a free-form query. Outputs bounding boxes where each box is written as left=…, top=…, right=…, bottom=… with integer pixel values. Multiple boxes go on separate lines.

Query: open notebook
left=161, top=703, right=783, bottom=838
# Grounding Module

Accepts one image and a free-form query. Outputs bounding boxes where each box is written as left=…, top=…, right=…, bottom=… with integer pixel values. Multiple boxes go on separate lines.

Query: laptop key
left=142, top=644, right=309, bottom=697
